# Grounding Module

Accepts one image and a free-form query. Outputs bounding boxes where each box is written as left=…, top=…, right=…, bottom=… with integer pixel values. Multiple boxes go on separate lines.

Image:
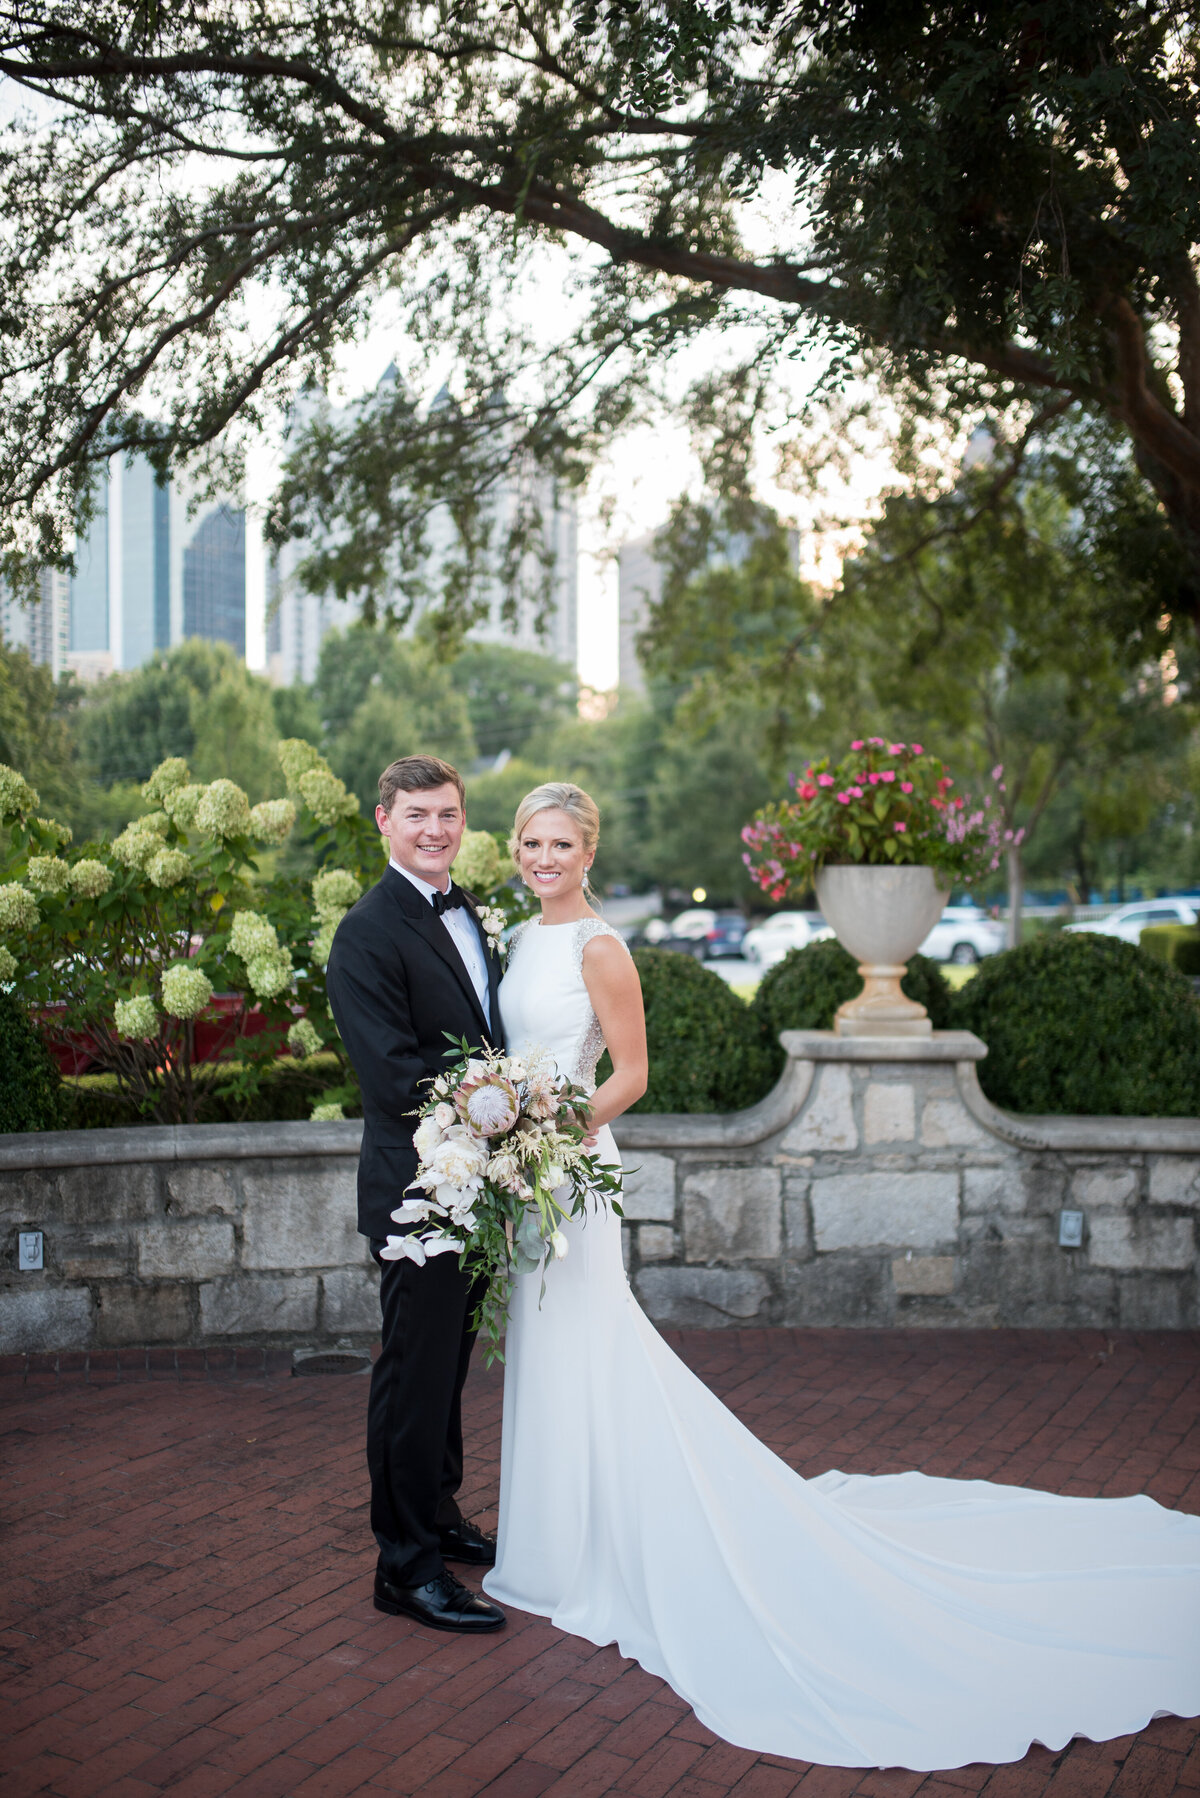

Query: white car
left=643, top=908, right=716, bottom=945
left=918, top=906, right=1008, bottom=966
left=1065, top=897, right=1199, bottom=945
left=742, top=912, right=824, bottom=966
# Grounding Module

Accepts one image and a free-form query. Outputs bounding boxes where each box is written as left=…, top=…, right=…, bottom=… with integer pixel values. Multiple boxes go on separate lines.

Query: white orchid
left=380, top=1234, right=428, bottom=1265
left=550, top=1231, right=569, bottom=1260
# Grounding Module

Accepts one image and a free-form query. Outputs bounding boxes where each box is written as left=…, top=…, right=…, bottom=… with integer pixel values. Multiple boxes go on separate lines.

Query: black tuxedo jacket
left=325, top=865, right=504, bottom=1239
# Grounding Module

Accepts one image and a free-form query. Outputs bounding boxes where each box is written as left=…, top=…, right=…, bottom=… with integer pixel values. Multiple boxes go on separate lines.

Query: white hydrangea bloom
left=310, top=1101, right=345, bottom=1122
left=162, top=782, right=204, bottom=827
left=0, top=945, right=16, bottom=983
left=68, top=859, right=113, bottom=898
left=114, top=994, right=159, bottom=1039
left=146, top=847, right=191, bottom=888
left=248, top=798, right=297, bottom=845
left=246, top=946, right=293, bottom=998
left=451, top=828, right=511, bottom=893
left=229, top=909, right=278, bottom=962
left=194, top=779, right=251, bottom=838
left=0, top=765, right=39, bottom=817
left=278, top=737, right=328, bottom=794
left=26, top=856, right=71, bottom=893
left=311, top=921, right=337, bottom=967
left=160, top=962, right=214, bottom=1019
left=0, top=884, right=39, bottom=930
left=141, top=758, right=192, bottom=805
left=297, top=769, right=358, bottom=825
left=111, top=816, right=168, bottom=869
left=312, top=868, right=362, bottom=921
left=36, top=817, right=72, bottom=846
left=287, top=1017, right=323, bottom=1057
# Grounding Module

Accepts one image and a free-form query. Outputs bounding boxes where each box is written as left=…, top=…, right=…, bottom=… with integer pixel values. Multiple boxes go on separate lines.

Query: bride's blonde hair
left=509, top=782, right=601, bottom=864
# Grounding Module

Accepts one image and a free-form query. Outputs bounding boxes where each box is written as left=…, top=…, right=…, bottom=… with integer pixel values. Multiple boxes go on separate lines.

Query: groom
left=326, top=754, right=506, bottom=1633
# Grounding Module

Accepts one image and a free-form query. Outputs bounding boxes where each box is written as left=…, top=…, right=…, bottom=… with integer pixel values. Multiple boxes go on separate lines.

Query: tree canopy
left=0, top=1, right=1197, bottom=636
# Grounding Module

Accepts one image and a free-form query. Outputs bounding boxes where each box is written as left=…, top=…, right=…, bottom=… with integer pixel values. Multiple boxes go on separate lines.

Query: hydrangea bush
left=0, top=739, right=376, bottom=1125
left=742, top=739, right=1023, bottom=900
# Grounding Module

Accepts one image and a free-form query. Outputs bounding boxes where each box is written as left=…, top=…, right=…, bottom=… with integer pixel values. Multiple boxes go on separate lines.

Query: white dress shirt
left=389, top=858, right=491, bottom=1022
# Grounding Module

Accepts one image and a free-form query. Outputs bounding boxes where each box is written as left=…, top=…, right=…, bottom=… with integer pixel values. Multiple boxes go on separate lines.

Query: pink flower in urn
left=901, top=781, right=914, bottom=793
left=797, top=781, right=818, bottom=801
left=836, top=792, right=851, bottom=805
left=867, top=771, right=881, bottom=784
left=991, top=764, right=1004, bottom=781
left=850, top=739, right=864, bottom=750
left=894, top=822, right=907, bottom=833
left=880, top=770, right=896, bottom=782
left=818, top=772, right=835, bottom=786
left=889, top=743, right=905, bottom=754
left=848, top=785, right=865, bottom=798
left=869, top=736, right=885, bottom=747
left=912, top=743, right=924, bottom=754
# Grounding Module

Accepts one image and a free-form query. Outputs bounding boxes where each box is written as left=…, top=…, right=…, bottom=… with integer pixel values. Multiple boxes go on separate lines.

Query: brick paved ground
left=3, top=1328, right=1200, bottom=1798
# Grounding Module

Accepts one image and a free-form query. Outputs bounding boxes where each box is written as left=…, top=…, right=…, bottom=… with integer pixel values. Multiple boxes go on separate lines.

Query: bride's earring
left=582, top=865, right=592, bottom=894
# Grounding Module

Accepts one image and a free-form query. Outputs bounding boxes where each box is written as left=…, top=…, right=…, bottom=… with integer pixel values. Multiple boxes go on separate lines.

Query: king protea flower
left=455, top=1068, right=521, bottom=1136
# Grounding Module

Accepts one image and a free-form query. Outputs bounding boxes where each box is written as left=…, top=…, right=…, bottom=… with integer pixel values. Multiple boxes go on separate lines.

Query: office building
left=617, top=520, right=800, bottom=695
left=66, top=454, right=246, bottom=672
left=0, top=566, right=71, bottom=680
left=267, top=369, right=579, bottom=685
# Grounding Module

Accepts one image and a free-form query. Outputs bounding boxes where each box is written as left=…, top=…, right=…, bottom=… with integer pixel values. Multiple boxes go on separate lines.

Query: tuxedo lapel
left=459, top=890, right=505, bottom=1045
left=380, top=867, right=492, bottom=1041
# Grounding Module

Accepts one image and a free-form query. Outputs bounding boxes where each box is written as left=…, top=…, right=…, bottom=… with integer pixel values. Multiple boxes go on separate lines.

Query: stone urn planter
left=814, top=864, right=950, bottom=1036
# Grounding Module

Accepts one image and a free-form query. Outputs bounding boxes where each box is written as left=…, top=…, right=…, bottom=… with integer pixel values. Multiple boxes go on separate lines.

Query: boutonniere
left=477, top=905, right=507, bottom=959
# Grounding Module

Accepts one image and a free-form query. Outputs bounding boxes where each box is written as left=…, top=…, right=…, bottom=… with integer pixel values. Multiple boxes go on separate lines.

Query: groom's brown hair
left=378, top=755, right=466, bottom=815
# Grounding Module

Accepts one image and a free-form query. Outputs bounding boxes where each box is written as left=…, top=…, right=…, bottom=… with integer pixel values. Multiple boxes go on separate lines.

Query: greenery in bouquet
left=742, top=739, right=1023, bottom=898
left=0, top=740, right=372, bottom=1125
left=383, top=1041, right=623, bottom=1362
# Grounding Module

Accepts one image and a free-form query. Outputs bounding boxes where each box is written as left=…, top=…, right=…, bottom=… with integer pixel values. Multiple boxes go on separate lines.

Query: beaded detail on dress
left=570, top=919, right=629, bottom=1090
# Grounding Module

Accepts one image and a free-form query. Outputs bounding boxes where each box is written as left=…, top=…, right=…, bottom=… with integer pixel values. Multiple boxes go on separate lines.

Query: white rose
left=429, top=1136, right=487, bottom=1188
left=543, top=1164, right=565, bottom=1188
left=413, top=1117, right=445, bottom=1161
left=434, top=1102, right=455, bottom=1129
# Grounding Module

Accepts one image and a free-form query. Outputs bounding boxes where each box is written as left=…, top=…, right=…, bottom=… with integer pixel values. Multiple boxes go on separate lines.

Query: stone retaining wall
left=2, top=1032, right=1198, bottom=1350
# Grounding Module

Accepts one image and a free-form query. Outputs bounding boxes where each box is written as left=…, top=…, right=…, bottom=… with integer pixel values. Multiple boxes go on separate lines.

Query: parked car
left=742, top=912, right=821, bottom=966
left=1065, top=896, right=1200, bottom=945
left=699, top=913, right=748, bottom=960
left=918, top=905, right=1007, bottom=966
left=642, top=907, right=716, bottom=946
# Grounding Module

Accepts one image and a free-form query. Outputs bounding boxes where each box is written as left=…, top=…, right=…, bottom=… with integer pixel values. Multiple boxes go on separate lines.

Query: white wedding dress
left=483, top=914, right=1200, bottom=1771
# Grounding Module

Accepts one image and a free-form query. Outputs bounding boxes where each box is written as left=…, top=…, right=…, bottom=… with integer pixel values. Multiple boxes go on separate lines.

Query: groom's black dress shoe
left=374, top=1569, right=506, bottom=1633
left=439, top=1518, right=497, bottom=1566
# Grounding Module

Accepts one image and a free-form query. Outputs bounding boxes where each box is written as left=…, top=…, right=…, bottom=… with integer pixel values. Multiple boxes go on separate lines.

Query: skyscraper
left=267, top=367, right=579, bottom=685
left=183, top=504, right=246, bottom=656
left=65, top=455, right=246, bottom=671
left=0, top=567, right=70, bottom=679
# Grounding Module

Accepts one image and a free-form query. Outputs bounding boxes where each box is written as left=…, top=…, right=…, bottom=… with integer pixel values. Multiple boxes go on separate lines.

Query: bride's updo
left=508, top=782, right=600, bottom=862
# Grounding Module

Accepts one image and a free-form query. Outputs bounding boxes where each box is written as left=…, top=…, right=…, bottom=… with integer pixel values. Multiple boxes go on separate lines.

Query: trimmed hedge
left=0, top=990, right=62, bottom=1133
left=752, top=939, right=955, bottom=1044
left=954, top=932, right=1200, bottom=1116
left=60, top=1053, right=361, bottom=1131
left=597, top=948, right=778, bottom=1113
left=1140, top=923, right=1200, bottom=978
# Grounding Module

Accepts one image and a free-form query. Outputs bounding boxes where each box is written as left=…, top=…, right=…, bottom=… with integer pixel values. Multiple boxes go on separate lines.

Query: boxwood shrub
left=0, top=991, right=62, bottom=1133
left=752, top=939, right=955, bottom=1045
left=597, top=948, right=778, bottom=1113
left=1140, top=923, right=1200, bottom=978
left=60, top=1053, right=361, bottom=1130
left=954, top=932, right=1200, bottom=1115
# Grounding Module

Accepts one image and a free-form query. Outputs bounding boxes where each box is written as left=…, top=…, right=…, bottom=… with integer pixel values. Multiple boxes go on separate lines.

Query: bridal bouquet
left=381, top=1039, right=623, bottom=1359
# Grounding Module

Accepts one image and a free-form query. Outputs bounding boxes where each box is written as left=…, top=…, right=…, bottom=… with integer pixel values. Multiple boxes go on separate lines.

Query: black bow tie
left=431, top=887, right=464, bottom=916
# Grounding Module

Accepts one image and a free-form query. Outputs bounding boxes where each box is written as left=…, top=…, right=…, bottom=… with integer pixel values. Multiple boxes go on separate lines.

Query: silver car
left=918, top=905, right=1007, bottom=965
left=1065, top=897, right=1199, bottom=945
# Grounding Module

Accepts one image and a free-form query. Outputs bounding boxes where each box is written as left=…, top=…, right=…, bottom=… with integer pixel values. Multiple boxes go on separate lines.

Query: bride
left=482, top=780, right=1200, bottom=1772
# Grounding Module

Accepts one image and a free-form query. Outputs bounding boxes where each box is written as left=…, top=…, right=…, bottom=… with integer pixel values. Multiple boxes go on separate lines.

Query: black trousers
left=367, top=1239, right=483, bottom=1587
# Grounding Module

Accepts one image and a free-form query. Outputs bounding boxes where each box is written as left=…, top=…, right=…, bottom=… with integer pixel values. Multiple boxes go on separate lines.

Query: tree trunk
left=1005, top=845, right=1024, bottom=948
